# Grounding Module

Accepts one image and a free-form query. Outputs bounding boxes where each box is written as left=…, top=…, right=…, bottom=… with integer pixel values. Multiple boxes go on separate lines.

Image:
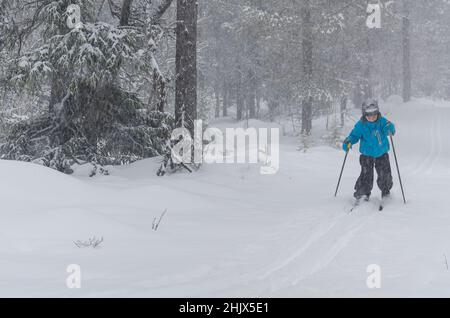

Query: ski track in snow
left=410, top=114, right=438, bottom=176
left=407, top=105, right=446, bottom=177
left=258, top=203, right=377, bottom=291
left=425, top=114, right=443, bottom=176
left=259, top=214, right=343, bottom=280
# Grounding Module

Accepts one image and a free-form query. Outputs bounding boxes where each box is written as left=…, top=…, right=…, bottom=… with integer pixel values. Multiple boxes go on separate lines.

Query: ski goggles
left=365, top=111, right=379, bottom=117
left=364, top=106, right=379, bottom=117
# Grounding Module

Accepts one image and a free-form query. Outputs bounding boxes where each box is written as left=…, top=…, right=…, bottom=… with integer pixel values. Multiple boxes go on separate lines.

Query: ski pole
left=389, top=134, right=406, bottom=204
left=334, top=148, right=349, bottom=197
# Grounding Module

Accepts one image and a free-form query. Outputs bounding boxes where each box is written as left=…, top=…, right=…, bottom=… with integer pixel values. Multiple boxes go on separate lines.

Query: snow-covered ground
left=1, top=97, right=450, bottom=297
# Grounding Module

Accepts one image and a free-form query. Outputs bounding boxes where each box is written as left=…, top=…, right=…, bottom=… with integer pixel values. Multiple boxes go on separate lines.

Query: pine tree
left=0, top=0, right=175, bottom=173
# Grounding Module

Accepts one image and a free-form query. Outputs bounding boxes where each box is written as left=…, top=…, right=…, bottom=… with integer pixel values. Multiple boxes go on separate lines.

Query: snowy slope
left=1, top=98, right=450, bottom=297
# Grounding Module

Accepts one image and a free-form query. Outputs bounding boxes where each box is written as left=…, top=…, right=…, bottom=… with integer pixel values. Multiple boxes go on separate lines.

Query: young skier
left=342, top=99, right=396, bottom=202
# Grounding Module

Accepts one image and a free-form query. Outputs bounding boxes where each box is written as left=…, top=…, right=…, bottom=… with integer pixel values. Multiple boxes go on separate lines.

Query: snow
left=1, top=98, right=450, bottom=297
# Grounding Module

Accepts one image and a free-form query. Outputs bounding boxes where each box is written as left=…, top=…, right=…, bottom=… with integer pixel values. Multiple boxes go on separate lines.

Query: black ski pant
left=354, top=153, right=393, bottom=199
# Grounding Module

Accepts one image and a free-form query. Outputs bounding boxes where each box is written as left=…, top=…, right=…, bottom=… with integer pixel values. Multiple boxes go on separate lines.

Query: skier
left=342, top=99, right=396, bottom=202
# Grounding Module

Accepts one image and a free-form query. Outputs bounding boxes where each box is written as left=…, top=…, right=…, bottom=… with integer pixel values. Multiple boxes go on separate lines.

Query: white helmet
left=362, top=99, right=379, bottom=116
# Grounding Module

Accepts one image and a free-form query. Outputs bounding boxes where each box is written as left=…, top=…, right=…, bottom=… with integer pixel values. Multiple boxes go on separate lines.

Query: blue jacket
left=344, top=115, right=395, bottom=158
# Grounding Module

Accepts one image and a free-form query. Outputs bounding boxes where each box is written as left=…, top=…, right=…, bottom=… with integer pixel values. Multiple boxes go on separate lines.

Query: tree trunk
left=236, top=65, right=243, bottom=121
left=363, top=65, right=372, bottom=101
left=247, top=70, right=256, bottom=118
left=149, top=70, right=167, bottom=112
left=301, top=0, right=313, bottom=135
left=301, top=97, right=312, bottom=134
left=256, top=88, right=261, bottom=119
left=112, top=0, right=134, bottom=84
left=268, top=97, right=278, bottom=122
left=120, top=0, right=134, bottom=26
left=248, top=92, right=256, bottom=119
left=357, top=35, right=373, bottom=112
left=402, top=0, right=411, bottom=102
left=223, top=82, right=228, bottom=117
left=214, top=83, right=220, bottom=118
left=340, top=96, right=347, bottom=127
left=146, top=1, right=173, bottom=112
left=175, top=0, right=198, bottom=134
